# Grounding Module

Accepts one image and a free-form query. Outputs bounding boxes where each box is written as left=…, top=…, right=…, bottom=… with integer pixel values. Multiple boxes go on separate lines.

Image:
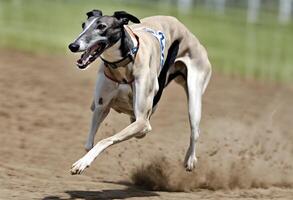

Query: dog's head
left=68, top=10, right=140, bottom=69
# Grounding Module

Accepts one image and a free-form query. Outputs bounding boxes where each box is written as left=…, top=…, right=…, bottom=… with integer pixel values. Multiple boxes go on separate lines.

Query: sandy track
left=0, top=50, right=292, bottom=199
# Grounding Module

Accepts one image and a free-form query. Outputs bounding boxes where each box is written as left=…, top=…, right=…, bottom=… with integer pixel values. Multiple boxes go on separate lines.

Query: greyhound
left=68, top=10, right=211, bottom=175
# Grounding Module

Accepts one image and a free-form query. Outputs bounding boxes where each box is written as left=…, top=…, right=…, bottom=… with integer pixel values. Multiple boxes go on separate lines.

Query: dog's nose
left=68, top=43, right=80, bottom=52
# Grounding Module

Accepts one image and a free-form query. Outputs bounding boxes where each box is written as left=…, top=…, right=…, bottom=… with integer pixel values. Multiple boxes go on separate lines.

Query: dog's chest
left=110, top=84, right=133, bottom=115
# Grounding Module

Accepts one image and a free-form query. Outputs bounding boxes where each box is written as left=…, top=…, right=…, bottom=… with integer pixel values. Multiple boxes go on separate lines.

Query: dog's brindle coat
left=69, top=10, right=211, bottom=174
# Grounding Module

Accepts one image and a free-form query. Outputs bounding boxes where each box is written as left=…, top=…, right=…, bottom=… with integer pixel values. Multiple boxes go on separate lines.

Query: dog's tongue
left=77, top=58, right=84, bottom=65
left=77, top=50, right=92, bottom=66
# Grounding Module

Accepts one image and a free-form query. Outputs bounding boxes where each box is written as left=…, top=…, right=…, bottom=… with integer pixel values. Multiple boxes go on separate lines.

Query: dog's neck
left=101, top=27, right=134, bottom=63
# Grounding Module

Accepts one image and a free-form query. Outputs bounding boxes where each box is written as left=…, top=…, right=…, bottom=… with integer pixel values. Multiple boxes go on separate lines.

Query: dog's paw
left=70, top=156, right=92, bottom=175
left=184, top=150, right=197, bottom=172
left=184, top=155, right=197, bottom=171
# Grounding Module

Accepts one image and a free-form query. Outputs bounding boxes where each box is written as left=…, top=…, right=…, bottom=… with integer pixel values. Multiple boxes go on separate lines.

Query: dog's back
left=131, top=16, right=206, bottom=64
left=132, top=16, right=197, bottom=45
left=136, top=16, right=192, bottom=37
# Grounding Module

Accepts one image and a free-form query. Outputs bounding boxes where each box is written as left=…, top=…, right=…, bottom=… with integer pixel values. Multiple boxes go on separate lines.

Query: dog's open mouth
left=76, top=42, right=107, bottom=69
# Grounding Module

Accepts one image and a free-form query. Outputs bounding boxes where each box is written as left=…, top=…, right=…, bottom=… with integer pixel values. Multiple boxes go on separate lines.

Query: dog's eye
left=82, top=23, right=85, bottom=29
left=96, top=24, right=106, bottom=30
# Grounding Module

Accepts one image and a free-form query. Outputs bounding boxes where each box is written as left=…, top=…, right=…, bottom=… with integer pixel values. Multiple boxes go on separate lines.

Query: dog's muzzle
left=69, top=40, right=107, bottom=69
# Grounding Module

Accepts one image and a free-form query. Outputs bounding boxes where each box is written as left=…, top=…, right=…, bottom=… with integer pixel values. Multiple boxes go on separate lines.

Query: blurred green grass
left=0, top=0, right=292, bottom=82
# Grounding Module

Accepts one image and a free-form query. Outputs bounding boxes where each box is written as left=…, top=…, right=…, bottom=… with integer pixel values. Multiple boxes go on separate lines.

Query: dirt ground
left=0, top=50, right=293, bottom=200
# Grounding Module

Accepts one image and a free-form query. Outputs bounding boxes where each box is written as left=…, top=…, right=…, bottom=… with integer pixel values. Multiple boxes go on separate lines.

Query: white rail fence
left=178, top=0, right=293, bottom=24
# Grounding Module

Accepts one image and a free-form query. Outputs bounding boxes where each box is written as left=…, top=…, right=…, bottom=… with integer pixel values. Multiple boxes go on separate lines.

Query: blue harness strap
left=143, top=28, right=166, bottom=70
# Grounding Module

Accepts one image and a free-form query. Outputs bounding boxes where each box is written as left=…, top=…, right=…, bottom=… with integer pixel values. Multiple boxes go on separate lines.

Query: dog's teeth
left=76, top=44, right=104, bottom=68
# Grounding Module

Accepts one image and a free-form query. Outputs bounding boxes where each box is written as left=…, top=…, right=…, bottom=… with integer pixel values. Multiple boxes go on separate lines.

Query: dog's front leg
left=71, top=69, right=155, bottom=175
left=85, top=106, right=110, bottom=151
left=71, top=119, right=151, bottom=175
left=85, top=69, right=117, bottom=151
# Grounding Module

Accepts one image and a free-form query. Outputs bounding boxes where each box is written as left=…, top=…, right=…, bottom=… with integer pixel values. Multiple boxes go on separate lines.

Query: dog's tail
left=152, top=40, right=180, bottom=108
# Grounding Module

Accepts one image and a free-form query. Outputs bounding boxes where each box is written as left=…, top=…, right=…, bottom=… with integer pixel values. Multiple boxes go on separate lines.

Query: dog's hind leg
left=182, top=58, right=211, bottom=171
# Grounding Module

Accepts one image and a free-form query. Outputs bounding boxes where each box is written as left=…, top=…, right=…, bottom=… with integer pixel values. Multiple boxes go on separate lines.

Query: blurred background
left=1, top=1, right=293, bottom=199
left=0, top=0, right=292, bottom=82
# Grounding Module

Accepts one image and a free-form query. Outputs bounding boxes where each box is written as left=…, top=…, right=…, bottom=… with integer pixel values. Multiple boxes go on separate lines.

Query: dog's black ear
left=87, top=9, right=102, bottom=18
left=113, top=11, right=140, bottom=24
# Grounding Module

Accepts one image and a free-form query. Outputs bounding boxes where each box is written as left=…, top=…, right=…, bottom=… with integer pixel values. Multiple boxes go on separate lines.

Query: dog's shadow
left=42, top=181, right=159, bottom=200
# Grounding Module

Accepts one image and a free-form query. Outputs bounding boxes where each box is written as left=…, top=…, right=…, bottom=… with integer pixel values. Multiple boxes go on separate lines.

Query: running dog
left=68, top=10, right=212, bottom=175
